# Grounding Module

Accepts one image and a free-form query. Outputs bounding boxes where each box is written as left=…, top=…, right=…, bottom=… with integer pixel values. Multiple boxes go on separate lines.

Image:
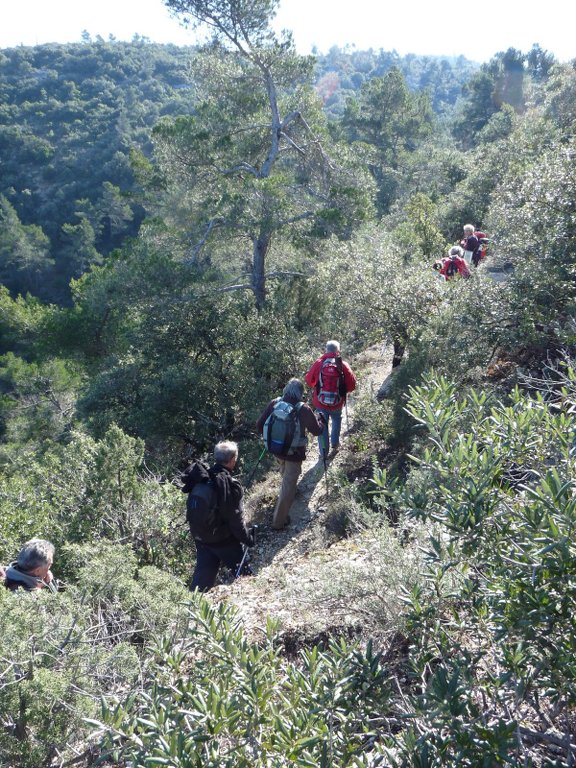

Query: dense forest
left=0, top=0, right=575, bottom=764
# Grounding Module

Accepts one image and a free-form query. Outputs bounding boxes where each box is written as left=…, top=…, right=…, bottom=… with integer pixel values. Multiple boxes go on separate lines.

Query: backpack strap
left=288, top=401, right=305, bottom=454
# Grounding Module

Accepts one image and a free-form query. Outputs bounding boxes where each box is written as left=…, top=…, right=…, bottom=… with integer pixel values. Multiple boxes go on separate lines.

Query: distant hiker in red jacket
left=439, top=246, right=470, bottom=280
left=304, top=340, right=357, bottom=459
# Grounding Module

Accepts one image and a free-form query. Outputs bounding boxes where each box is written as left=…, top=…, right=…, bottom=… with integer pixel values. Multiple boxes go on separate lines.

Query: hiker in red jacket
left=304, top=340, right=357, bottom=459
left=474, top=231, right=489, bottom=265
left=439, top=246, right=470, bottom=280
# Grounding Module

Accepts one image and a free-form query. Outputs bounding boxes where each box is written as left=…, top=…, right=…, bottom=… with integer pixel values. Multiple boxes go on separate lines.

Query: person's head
left=325, top=340, right=340, bottom=354
left=433, top=261, right=442, bottom=271
left=449, top=246, right=463, bottom=257
left=282, top=377, right=305, bottom=401
left=16, top=539, right=54, bottom=579
left=463, top=224, right=475, bottom=236
left=214, top=440, right=239, bottom=468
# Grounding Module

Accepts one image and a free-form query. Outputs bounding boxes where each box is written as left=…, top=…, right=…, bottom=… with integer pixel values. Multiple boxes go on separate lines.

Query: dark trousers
left=191, top=538, right=244, bottom=592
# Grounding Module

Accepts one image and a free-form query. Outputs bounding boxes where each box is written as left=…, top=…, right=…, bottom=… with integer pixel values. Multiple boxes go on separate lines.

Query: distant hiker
left=256, top=378, right=325, bottom=530
left=460, top=224, right=481, bottom=267
left=181, top=440, right=254, bottom=592
left=474, top=230, right=489, bottom=264
left=304, top=340, right=357, bottom=459
left=439, top=246, right=470, bottom=280
left=3, top=539, right=58, bottom=593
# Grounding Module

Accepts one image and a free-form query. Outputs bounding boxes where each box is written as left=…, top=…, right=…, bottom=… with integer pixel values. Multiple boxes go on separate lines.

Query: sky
left=0, top=0, right=574, bottom=64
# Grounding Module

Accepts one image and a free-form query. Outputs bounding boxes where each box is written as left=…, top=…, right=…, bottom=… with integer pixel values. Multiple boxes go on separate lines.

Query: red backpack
left=474, top=231, right=489, bottom=260
left=317, top=357, right=345, bottom=406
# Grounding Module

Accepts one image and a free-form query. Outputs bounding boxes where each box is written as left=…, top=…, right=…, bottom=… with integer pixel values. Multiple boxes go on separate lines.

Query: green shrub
left=370, top=370, right=576, bottom=764
left=0, top=544, right=190, bottom=767
left=94, top=594, right=393, bottom=768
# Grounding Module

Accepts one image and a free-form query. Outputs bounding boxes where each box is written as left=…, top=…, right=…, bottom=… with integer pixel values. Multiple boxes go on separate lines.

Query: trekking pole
left=235, top=525, right=258, bottom=579
left=320, top=431, right=329, bottom=499
left=245, top=446, right=266, bottom=488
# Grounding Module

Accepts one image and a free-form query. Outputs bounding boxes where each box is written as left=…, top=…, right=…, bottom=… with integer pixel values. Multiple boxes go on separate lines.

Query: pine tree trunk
left=252, top=232, right=271, bottom=311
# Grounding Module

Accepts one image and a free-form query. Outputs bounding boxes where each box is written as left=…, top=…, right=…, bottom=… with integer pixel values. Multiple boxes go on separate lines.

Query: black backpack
left=186, top=479, right=219, bottom=536
left=446, top=257, right=459, bottom=277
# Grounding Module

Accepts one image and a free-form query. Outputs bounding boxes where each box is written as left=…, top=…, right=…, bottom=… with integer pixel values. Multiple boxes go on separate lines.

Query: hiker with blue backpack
left=305, top=340, right=357, bottom=460
left=256, top=378, right=325, bottom=530
left=181, top=440, right=254, bottom=591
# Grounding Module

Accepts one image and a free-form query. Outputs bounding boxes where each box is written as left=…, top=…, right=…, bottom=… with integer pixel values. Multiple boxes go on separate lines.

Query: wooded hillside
left=0, top=3, right=574, bottom=764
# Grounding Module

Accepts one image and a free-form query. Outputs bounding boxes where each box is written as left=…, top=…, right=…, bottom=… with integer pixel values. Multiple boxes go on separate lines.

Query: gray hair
left=214, top=440, right=239, bottom=465
left=282, top=377, right=304, bottom=401
left=449, top=246, right=463, bottom=257
left=463, top=224, right=475, bottom=234
left=17, top=539, right=55, bottom=572
left=325, top=340, right=341, bottom=353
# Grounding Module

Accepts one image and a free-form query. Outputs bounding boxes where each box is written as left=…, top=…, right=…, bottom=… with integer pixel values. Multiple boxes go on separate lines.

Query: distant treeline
left=0, top=39, right=477, bottom=302
left=0, top=39, right=555, bottom=303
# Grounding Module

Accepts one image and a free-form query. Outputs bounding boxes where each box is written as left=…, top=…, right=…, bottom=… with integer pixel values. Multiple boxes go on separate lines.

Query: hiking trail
left=210, top=344, right=394, bottom=643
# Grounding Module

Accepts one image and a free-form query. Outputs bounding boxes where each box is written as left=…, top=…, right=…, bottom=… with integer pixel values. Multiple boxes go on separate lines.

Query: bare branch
left=265, top=270, right=306, bottom=280
left=221, top=161, right=259, bottom=177
left=185, top=218, right=224, bottom=264
left=279, top=131, right=306, bottom=155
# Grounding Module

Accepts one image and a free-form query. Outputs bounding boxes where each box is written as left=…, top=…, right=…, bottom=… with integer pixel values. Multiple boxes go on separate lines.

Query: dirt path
left=210, top=344, right=394, bottom=637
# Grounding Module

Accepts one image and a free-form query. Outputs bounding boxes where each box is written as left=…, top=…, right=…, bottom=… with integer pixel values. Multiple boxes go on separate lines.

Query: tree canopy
left=1, top=27, right=574, bottom=767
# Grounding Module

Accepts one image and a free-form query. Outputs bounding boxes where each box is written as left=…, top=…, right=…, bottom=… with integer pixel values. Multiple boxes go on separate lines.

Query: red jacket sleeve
left=457, top=258, right=470, bottom=278
left=304, top=359, right=321, bottom=389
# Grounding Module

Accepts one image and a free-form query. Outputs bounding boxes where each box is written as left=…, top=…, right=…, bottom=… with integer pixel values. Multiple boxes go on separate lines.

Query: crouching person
left=181, top=440, right=254, bottom=592
left=3, top=539, right=58, bottom=593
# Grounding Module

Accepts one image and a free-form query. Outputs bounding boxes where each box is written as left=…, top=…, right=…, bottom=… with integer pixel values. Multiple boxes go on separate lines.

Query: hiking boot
left=329, top=444, right=340, bottom=457
left=272, top=515, right=291, bottom=530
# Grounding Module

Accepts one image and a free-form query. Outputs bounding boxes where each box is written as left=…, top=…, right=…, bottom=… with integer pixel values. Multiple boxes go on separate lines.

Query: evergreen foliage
left=0, top=39, right=476, bottom=303
left=0, top=40, right=197, bottom=301
left=0, top=27, right=574, bottom=767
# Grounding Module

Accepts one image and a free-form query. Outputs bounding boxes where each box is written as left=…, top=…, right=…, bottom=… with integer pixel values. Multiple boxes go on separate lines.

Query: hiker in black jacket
left=181, top=440, right=253, bottom=592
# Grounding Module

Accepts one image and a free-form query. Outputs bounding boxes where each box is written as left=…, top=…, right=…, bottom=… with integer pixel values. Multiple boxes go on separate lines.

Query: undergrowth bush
left=93, top=594, right=395, bottom=768
left=370, top=369, right=576, bottom=765
left=0, top=544, right=190, bottom=767
left=285, top=522, right=425, bottom=633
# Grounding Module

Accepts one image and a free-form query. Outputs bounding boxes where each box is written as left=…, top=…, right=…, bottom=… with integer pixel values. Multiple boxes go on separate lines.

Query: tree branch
left=279, top=130, right=306, bottom=155
left=185, top=218, right=224, bottom=263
